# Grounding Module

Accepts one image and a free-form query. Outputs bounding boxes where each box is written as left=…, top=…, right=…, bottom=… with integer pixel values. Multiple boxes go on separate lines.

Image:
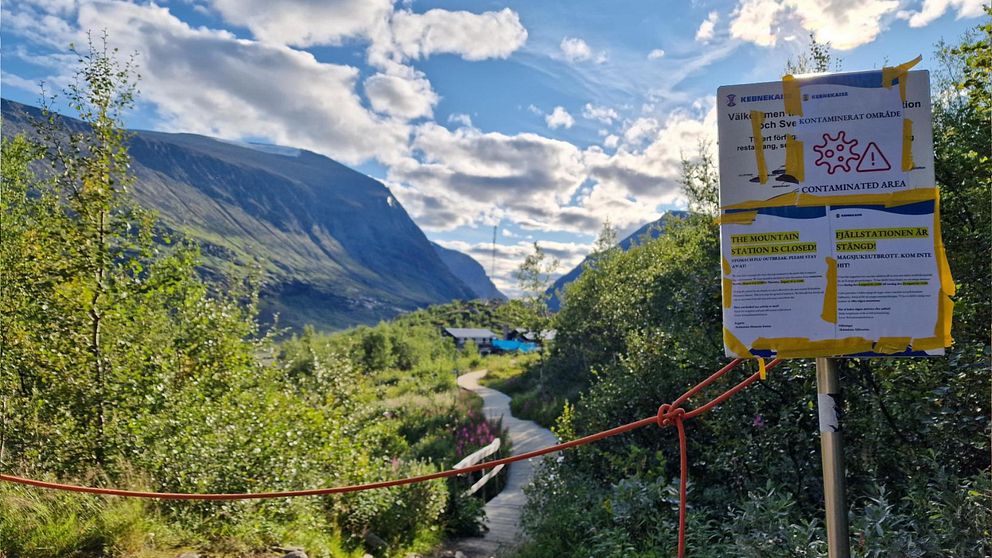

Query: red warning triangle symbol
left=856, top=142, right=891, bottom=172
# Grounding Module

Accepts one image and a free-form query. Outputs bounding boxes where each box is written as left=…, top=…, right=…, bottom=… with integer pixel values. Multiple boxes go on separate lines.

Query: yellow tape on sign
left=721, top=187, right=939, bottom=211
left=821, top=257, right=837, bottom=324
left=912, top=293, right=954, bottom=350
left=785, top=135, right=804, bottom=182
left=751, top=336, right=875, bottom=359
left=874, top=337, right=911, bottom=354
left=906, top=189, right=955, bottom=352
left=882, top=55, right=922, bottom=103
left=721, top=256, right=731, bottom=276
left=750, top=110, right=768, bottom=184
left=782, top=74, right=802, bottom=116
left=718, top=211, right=758, bottom=225
left=723, top=327, right=754, bottom=358
left=902, top=119, right=915, bottom=171
left=933, top=190, right=956, bottom=296
left=723, top=278, right=733, bottom=308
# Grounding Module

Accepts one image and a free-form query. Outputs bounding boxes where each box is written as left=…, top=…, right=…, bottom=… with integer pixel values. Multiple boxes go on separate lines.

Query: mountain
left=2, top=99, right=477, bottom=331
left=431, top=242, right=506, bottom=301
left=547, top=210, right=688, bottom=311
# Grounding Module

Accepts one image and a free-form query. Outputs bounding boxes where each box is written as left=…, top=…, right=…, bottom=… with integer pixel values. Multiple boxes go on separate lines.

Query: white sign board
left=717, top=67, right=954, bottom=359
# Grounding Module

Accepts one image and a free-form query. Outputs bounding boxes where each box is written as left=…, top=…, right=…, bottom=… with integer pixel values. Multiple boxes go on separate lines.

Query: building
left=442, top=327, right=498, bottom=351
left=507, top=327, right=556, bottom=345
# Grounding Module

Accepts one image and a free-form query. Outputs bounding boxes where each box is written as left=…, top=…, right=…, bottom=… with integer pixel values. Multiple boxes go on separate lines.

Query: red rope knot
left=657, top=403, right=686, bottom=428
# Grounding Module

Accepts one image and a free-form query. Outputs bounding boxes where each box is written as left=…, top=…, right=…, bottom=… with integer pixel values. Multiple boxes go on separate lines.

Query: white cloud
left=448, top=113, right=473, bottom=127
left=647, top=48, right=666, bottom=60
left=0, top=71, right=44, bottom=94
left=560, top=36, right=606, bottom=63
left=0, top=2, right=83, bottom=49
left=208, top=0, right=392, bottom=47
left=77, top=1, right=408, bottom=165
left=388, top=123, right=587, bottom=232
left=560, top=37, right=592, bottom=61
left=728, top=0, right=902, bottom=50
left=603, top=134, right=620, bottom=149
left=792, top=0, right=900, bottom=49
left=373, top=8, right=527, bottom=65
left=22, top=0, right=76, bottom=16
left=582, top=103, right=619, bottom=124
left=364, top=70, right=438, bottom=120
left=902, top=0, right=986, bottom=27
left=729, top=0, right=784, bottom=47
left=546, top=106, right=575, bottom=129
left=577, top=100, right=717, bottom=228
left=207, top=1, right=527, bottom=68
left=695, top=11, right=719, bottom=43
left=391, top=101, right=718, bottom=239
left=623, top=117, right=660, bottom=145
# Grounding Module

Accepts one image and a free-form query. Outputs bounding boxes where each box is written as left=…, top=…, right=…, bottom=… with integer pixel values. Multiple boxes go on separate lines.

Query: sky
left=1, top=0, right=985, bottom=296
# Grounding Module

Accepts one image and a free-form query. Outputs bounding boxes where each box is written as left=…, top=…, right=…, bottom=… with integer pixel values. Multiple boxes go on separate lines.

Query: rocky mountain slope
left=2, top=99, right=480, bottom=330
left=431, top=242, right=506, bottom=301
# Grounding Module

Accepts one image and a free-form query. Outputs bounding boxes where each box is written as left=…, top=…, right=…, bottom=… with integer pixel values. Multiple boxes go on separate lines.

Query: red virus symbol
left=813, top=131, right=861, bottom=174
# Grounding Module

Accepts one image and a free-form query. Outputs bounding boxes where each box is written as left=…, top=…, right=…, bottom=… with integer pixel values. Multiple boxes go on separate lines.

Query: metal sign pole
left=816, top=357, right=851, bottom=558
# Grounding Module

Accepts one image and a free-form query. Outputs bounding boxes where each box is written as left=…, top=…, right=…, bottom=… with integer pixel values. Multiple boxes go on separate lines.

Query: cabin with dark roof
left=442, top=327, right=498, bottom=352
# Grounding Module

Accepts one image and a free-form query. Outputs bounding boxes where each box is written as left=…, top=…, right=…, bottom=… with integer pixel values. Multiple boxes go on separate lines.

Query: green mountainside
left=2, top=98, right=479, bottom=330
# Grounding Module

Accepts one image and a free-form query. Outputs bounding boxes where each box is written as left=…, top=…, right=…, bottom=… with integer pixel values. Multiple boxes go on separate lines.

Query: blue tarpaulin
left=492, top=339, right=539, bottom=353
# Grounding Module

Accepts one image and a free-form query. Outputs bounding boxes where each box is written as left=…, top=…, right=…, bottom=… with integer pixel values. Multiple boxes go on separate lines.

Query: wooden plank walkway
left=449, top=370, right=559, bottom=557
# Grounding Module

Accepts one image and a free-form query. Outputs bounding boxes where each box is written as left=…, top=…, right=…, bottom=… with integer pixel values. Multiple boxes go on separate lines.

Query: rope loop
left=656, top=403, right=686, bottom=427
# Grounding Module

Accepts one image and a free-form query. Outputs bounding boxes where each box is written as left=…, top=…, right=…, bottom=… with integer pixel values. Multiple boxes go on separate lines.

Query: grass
left=477, top=353, right=570, bottom=429
left=477, top=353, right=538, bottom=385
left=0, top=481, right=185, bottom=558
left=0, top=480, right=384, bottom=558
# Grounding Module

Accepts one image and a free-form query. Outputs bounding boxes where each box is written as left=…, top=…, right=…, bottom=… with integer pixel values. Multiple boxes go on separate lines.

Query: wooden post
left=816, top=357, right=851, bottom=558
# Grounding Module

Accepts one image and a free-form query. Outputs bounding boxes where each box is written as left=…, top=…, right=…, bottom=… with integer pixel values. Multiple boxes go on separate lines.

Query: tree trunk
left=91, top=208, right=107, bottom=466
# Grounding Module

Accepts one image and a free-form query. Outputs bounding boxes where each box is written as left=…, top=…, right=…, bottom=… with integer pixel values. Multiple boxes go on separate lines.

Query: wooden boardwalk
left=450, top=370, right=559, bottom=557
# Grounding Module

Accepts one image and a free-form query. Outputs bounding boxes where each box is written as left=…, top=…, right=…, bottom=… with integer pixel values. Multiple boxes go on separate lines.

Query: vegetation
left=514, top=28, right=991, bottom=557
left=2, top=18, right=988, bottom=558
left=0, top=38, right=515, bottom=558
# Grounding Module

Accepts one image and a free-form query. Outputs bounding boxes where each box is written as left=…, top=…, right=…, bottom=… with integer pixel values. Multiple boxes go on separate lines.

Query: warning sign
left=813, top=131, right=861, bottom=174
left=716, top=65, right=952, bottom=359
left=716, top=70, right=934, bottom=207
left=856, top=142, right=891, bottom=172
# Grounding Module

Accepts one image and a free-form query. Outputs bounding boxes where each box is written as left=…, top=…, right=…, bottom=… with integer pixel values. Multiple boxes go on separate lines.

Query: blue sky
left=1, top=0, right=984, bottom=295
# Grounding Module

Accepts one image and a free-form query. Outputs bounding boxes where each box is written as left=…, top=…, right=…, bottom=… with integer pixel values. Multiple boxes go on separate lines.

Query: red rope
left=655, top=359, right=780, bottom=557
left=0, top=358, right=781, bottom=556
